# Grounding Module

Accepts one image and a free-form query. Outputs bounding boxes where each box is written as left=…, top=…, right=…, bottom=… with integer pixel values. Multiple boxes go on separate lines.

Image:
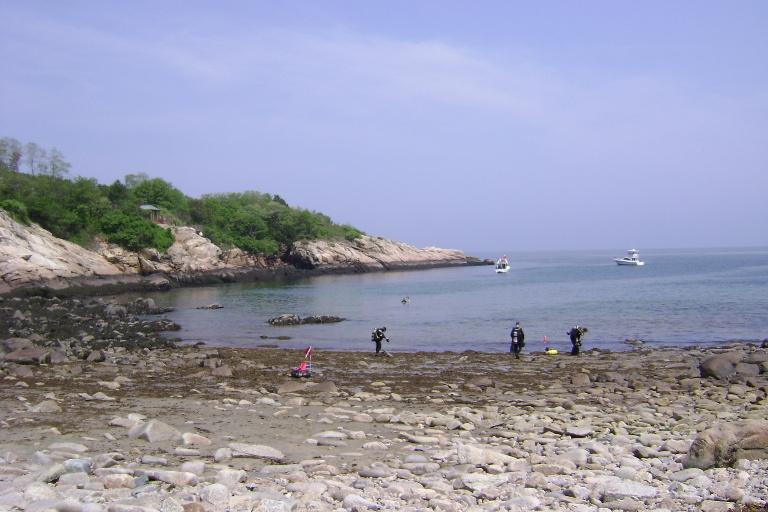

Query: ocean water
left=142, top=247, right=768, bottom=353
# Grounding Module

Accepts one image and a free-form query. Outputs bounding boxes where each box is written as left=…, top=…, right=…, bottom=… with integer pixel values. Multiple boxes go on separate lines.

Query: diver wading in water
left=568, top=326, right=588, bottom=355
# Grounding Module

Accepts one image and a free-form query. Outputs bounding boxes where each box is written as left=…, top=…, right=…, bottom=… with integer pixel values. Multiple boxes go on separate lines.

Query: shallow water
left=142, top=247, right=768, bottom=353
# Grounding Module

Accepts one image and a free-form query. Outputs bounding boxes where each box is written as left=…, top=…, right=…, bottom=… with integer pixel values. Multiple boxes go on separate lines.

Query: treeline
left=0, top=137, right=363, bottom=254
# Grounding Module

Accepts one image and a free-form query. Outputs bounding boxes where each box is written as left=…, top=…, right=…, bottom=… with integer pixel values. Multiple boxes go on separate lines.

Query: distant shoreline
left=1, top=258, right=489, bottom=298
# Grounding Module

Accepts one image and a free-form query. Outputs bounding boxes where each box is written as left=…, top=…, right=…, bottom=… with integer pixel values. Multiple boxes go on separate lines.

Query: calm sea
left=142, top=247, right=768, bottom=353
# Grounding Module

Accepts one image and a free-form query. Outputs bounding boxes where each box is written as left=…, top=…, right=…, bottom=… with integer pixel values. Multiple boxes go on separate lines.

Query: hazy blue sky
left=1, top=1, right=766, bottom=251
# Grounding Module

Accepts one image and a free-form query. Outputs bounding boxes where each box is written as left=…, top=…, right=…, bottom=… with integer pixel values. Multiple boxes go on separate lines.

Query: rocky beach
left=1, top=296, right=767, bottom=511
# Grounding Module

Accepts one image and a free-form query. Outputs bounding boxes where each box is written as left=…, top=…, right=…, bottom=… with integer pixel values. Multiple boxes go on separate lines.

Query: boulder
left=700, top=354, right=742, bottom=380
left=301, top=315, right=344, bottom=324
left=571, top=373, right=591, bottom=386
left=2, top=346, right=49, bottom=365
left=734, top=363, right=761, bottom=376
left=268, top=314, right=301, bottom=326
left=128, top=420, right=182, bottom=443
left=683, top=420, right=768, bottom=469
left=0, top=338, right=34, bottom=353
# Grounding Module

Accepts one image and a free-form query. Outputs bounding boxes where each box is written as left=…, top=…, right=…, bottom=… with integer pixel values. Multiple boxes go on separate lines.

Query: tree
left=24, top=142, right=48, bottom=175
left=0, top=137, right=22, bottom=172
left=124, top=172, right=149, bottom=188
left=46, top=148, right=71, bottom=177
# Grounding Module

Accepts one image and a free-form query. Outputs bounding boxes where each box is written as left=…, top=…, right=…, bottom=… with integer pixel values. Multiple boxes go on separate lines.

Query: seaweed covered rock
left=268, top=314, right=344, bottom=326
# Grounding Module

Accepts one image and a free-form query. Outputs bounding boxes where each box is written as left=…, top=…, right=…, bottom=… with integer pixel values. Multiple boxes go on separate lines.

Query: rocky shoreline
left=0, top=210, right=486, bottom=298
left=1, top=296, right=767, bottom=511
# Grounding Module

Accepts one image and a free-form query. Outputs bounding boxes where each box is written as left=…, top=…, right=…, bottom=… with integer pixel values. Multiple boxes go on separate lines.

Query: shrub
left=99, top=211, right=175, bottom=252
left=0, top=199, right=30, bottom=224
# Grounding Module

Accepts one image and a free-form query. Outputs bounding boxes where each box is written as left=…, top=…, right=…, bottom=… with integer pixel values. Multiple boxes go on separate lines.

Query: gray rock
left=700, top=354, right=741, bottom=380
left=601, top=479, right=658, bottom=500
left=199, top=483, right=229, bottom=505
left=359, top=465, right=394, bottom=478
left=342, top=493, right=382, bottom=510
left=30, top=400, right=62, bottom=413
left=735, top=363, right=760, bottom=376
left=128, top=420, right=182, bottom=443
left=2, top=346, right=50, bottom=364
left=571, top=373, right=591, bottom=386
left=566, top=426, right=593, bottom=438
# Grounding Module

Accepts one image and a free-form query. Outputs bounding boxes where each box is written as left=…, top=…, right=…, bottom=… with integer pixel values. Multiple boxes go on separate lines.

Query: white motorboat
left=614, top=249, right=645, bottom=266
left=495, top=256, right=510, bottom=273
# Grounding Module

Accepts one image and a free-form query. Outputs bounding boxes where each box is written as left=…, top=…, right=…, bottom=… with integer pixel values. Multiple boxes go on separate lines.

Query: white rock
left=182, top=432, right=211, bottom=446
left=216, top=468, right=246, bottom=487
left=50, top=442, right=89, bottom=453
left=199, top=483, right=230, bottom=505
left=180, top=460, right=205, bottom=475
left=456, top=443, right=515, bottom=465
left=128, top=420, right=182, bottom=443
left=228, top=442, right=285, bottom=461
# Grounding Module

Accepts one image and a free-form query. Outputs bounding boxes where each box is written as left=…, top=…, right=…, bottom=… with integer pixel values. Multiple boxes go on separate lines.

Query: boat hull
left=495, top=267, right=509, bottom=273
left=614, top=259, right=645, bottom=266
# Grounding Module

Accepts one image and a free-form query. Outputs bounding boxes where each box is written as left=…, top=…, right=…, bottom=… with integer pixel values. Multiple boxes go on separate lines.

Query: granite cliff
left=289, top=236, right=473, bottom=271
left=0, top=209, right=480, bottom=295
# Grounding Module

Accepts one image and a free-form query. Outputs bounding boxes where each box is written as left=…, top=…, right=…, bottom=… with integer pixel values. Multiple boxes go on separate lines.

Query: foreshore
left=1, top=296, right=767, bottom=511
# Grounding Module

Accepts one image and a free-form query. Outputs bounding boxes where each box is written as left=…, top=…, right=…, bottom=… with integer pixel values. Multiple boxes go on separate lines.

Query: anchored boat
left=495, top=256, right=510, bottom=273
left=614, top=249, right=645, bottom=266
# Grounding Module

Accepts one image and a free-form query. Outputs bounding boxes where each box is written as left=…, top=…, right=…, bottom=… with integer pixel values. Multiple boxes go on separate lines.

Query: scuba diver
left=371, top=326, right=389, bottom=355
left=401, top=296, right=410, bottom=304
left=568, top=325, right=588, bottom=355
left=510, top=321, right=525, bottom=359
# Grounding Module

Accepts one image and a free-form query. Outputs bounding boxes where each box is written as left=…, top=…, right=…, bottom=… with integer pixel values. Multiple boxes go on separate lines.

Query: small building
left=139, top=204, right=161, bottom=222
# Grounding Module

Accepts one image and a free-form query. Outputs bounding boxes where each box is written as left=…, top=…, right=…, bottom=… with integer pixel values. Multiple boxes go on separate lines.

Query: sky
left=1, top=1, right=767, bottom=252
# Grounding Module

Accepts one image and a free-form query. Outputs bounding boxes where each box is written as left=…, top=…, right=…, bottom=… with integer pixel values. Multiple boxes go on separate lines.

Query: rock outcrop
left=288, top=235, right=477, bottom=271
left=0, top=210, right=123, bottom=294
left=1, top=209, right=480, bottom=295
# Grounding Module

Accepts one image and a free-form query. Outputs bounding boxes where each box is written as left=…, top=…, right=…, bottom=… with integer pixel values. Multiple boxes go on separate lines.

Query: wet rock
left=268, top=314, right=301, bottom=326
left=268, top=314, right=345, bottom=326
left=196, top=303, right=223, bottom=310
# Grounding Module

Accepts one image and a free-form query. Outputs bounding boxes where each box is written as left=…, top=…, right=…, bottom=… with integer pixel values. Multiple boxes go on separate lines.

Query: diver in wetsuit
left=568, top=325, right=587, bottom=355
left=510, top=321, right=525, bottom=359
left=371, top=327, right=389, bottom=355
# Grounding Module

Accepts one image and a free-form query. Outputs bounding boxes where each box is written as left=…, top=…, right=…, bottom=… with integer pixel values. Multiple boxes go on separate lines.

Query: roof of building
left=139, top=204, right=161, bottom=211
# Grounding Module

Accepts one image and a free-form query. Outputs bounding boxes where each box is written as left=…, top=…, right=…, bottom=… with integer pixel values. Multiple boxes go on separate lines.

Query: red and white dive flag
left=304, top=346, right=313, bottom=359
